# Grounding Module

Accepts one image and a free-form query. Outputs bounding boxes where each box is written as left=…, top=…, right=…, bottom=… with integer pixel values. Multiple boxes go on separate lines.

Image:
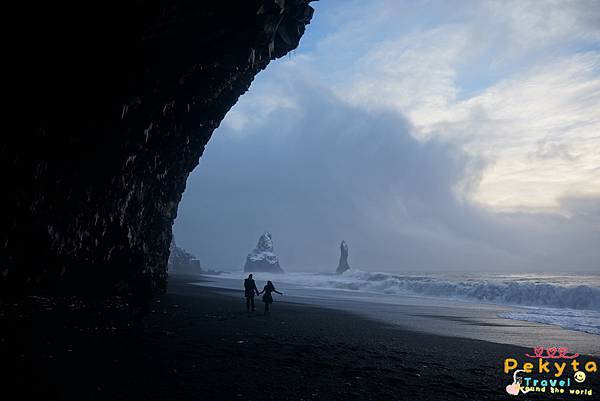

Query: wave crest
left=318, top=271, right=600, bottom=311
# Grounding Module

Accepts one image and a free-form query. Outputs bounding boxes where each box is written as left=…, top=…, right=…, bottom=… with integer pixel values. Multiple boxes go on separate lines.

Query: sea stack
left=336, top=240, right=350, bottom=274
left=244, top=232, right=284, bottom=273
left=168, top=238, right=203, bottom=275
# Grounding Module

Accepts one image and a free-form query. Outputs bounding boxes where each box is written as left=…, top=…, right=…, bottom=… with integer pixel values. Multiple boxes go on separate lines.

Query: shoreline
left=1, top=274, right=597, bottom=400
left=191, top=273, right=600, bottom=356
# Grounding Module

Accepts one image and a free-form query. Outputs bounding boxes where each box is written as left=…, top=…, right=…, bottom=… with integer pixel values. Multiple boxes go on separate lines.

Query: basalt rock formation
left=168, top=239, right=202, bottom=275
left=2, top=1, right=313, bottom=298
left=336, top=240, right=351, bottom=274
left=244, top=232, right=284, bottom=273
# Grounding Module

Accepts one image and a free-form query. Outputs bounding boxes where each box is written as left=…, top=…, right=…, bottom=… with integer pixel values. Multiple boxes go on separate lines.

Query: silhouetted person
left=244, top=274, right=260, bottom=312
left=259, top=280, right=282, bottom=315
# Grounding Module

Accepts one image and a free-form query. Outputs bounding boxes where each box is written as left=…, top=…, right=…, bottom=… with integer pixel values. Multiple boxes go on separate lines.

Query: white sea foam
left=500, top=308, right=600, bottom=335
left=236, top=270, right=600, bottom=310
left=219, top=270, right=600, bottom=335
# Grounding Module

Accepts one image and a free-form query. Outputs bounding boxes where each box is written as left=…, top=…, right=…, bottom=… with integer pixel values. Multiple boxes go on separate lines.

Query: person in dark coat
left=258, top=280, right=282, bottom=315
left=244, top=274, right=260, bottom=312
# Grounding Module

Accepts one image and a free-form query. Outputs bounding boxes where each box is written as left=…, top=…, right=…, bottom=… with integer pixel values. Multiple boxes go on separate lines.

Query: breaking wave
left=266, top=270, right=600, bottom=311
left=218, top=270, right=600, bottom=335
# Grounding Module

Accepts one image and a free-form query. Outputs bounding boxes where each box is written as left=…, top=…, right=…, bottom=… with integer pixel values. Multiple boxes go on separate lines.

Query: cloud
left=307, top=1, right=600, bottom=213
left=175, top=67, right=599, bottom=272
left=174, top=0, right=600, bottom=272
left=435, top=53, right=600, bottom=212
left=478, top=0, right=600, bottom=53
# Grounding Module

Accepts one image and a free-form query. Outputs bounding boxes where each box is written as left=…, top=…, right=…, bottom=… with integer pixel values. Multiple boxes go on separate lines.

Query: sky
left=174, top=0, right=600, bottom=273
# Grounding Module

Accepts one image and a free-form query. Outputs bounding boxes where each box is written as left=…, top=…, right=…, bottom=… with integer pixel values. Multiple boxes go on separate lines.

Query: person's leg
left=246, top=297, right=250, bottom=312
left=250, top=296, right=255, bottom=311
left=264, top=302, right=270, bottom=315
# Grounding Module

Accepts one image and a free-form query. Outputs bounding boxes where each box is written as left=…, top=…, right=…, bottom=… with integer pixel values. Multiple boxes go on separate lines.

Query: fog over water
left=174, top=0, right=600, bottom=273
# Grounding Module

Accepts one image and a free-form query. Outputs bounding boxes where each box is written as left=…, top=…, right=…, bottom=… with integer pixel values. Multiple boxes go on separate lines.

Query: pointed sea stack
left=336, top=240, right=350, bottom=274
left=244, top=232, right=284, bottom=273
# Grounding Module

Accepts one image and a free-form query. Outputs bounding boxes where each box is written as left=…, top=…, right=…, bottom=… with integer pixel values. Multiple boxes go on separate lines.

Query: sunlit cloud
left=175, top=0, right=600, bottom=272
left=295, top=0, right=600, bottom=213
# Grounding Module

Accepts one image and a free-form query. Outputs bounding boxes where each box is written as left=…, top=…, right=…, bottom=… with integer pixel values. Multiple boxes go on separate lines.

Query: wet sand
left=1, top=274, right=597, bottom=400
left=197, top=274, right=600, bottom=357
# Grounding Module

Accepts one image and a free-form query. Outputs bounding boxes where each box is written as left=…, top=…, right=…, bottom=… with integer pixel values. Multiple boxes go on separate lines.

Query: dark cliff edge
left=2, top=1, right=314, bottom=299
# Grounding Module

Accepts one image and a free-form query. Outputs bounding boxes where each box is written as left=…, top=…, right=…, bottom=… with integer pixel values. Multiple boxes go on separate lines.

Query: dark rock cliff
left=168, top=239, right=202, bottom=275
left=2, top=0, right=313, bottom=298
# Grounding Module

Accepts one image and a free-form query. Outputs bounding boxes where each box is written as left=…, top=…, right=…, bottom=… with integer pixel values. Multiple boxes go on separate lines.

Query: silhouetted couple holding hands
left=243, top=274, right=282, bottom=315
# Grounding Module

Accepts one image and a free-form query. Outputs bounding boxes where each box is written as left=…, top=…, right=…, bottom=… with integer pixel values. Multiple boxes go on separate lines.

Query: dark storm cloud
left=173, top=74, right=599, bottom=272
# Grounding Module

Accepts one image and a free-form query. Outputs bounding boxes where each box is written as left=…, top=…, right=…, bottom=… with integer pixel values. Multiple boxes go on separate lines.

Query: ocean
left=193, top=270, right=600, bottom=355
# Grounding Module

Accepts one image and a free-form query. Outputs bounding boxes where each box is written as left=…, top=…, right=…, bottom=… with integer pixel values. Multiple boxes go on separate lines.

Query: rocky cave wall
left=1, top=0, right=314, bottom=298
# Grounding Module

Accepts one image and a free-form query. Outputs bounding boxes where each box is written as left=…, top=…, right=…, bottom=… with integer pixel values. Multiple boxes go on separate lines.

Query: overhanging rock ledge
left=1, top=0, right=314, bottom=298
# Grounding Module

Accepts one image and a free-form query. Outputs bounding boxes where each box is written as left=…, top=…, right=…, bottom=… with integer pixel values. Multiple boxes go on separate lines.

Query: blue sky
left=175, top=0, right=600, bottom=272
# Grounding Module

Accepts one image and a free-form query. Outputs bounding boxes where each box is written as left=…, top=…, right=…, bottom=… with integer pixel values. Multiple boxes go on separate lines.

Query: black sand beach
left=2, top=274, right=596, bottom=400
